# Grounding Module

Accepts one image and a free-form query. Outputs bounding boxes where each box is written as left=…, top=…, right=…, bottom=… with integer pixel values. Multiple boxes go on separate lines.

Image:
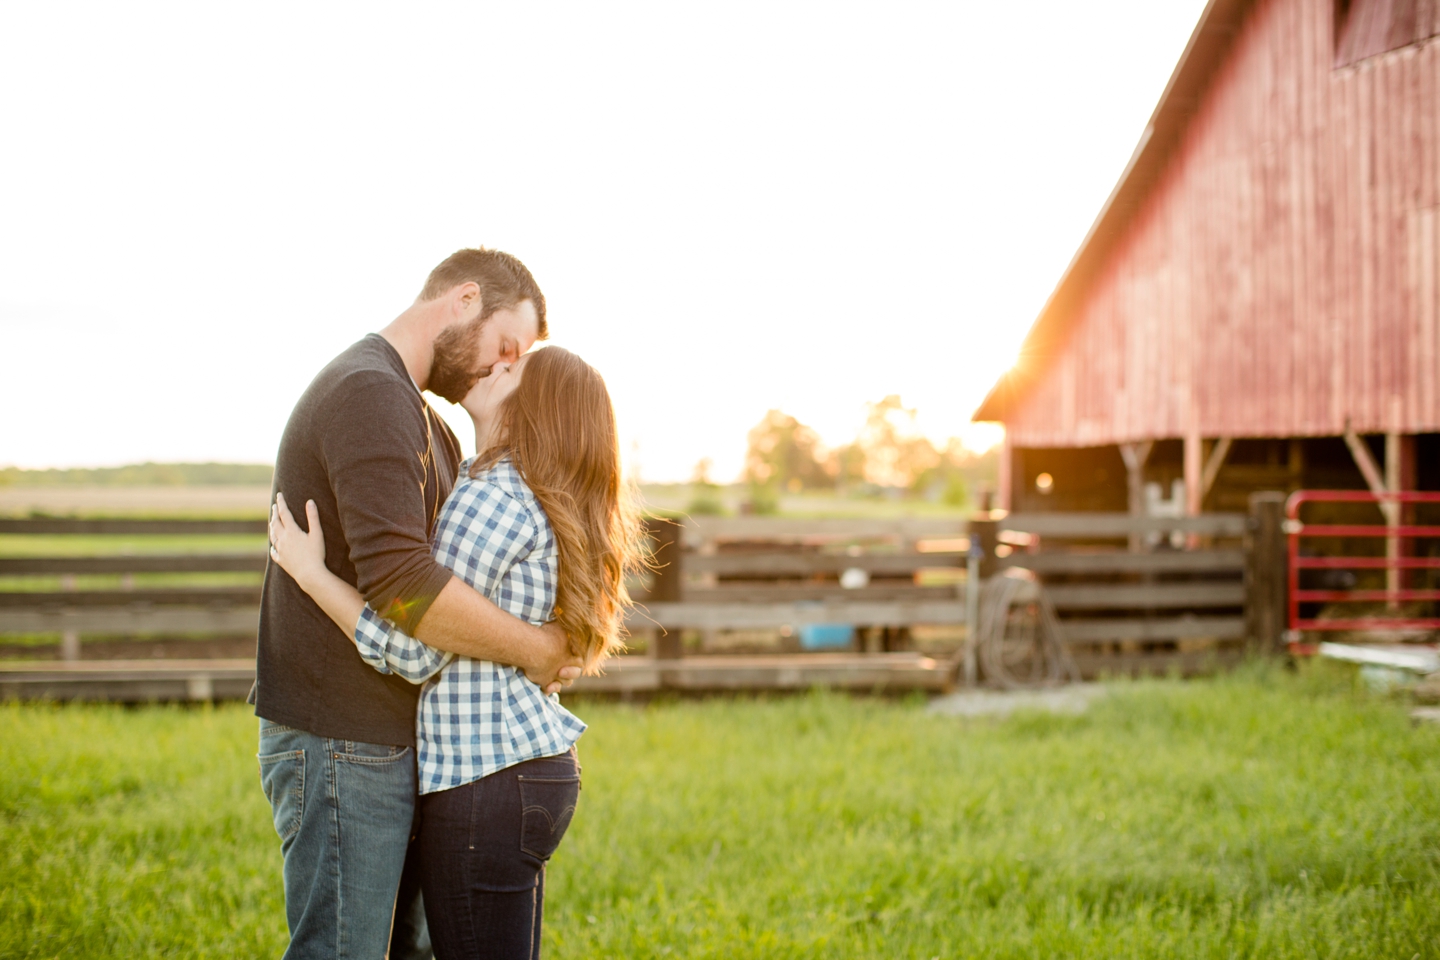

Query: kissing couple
left=252, top=247, right=641, bottom=959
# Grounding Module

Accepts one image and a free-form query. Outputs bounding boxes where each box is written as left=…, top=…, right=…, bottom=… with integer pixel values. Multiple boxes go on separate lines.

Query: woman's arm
left=269, top=493, right=450, bottom=683
left=269, top=493, right=366, bottom=636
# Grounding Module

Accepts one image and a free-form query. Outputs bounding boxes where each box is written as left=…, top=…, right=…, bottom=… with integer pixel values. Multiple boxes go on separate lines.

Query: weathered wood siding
left=1002, top=0, right=1440, bottom=448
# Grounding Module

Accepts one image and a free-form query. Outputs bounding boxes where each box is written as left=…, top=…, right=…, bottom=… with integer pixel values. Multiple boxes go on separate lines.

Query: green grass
left=3, top=664, right=1438, bottom=958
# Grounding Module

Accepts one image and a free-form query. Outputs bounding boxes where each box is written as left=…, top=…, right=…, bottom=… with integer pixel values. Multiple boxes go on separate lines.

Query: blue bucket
left=798, top=623, right=855, bottom=650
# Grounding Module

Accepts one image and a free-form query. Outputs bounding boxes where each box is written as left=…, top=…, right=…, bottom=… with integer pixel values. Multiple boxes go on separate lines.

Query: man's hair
left=419, top=247, right=548, bottom=340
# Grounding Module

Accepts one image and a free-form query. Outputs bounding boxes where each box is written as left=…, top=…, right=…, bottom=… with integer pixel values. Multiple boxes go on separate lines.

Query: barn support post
left=998, top=434, right=1014, bottom=512
left=1386, top=431, right=1417, bottom=605
left=1184, top=431, right=1203, bottom=516
left=1344, top=419, right=1416, bottom=607
left=1200, top=438, right=1233, bottom=505
left=1118, top=441, right=1153, bottom=552
left=1246, top=492, right=1288, bottom=653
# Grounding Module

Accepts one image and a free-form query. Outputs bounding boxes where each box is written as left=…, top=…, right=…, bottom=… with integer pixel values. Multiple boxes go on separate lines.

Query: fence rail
left=0, top=518, right=267, bottom=535
left=0, top=554, right=267, bottom=575
left=1286, top=489, right=1440, bottom=640
left=1001, top=512, right=1250, bottom=537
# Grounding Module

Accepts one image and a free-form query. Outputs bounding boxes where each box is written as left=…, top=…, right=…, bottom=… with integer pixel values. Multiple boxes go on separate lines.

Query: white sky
left=0, top=1, right=1208, bottom=482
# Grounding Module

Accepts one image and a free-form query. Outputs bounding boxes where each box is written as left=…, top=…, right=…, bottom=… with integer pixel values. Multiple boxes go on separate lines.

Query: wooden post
left=963, top=535, right=982, bottom=687
left=59, top=573, right=80, bottom=661
left=969, top=515, right=999, bottom=580
left=643, top=518, right=685, bottom=660
left=966, top=515, right=1000, bottom=686
left=1246, top=492, right=1288, bottom=653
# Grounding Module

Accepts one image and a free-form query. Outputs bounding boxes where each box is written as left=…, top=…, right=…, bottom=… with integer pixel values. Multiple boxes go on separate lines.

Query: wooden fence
left=0, top=497, right=1290, bottom=700
left=990, top=506, right=1277, bottom=677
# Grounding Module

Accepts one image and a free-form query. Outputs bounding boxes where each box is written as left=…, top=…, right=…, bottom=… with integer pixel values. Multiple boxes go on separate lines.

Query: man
left=252, top=248, right=582, bottom=959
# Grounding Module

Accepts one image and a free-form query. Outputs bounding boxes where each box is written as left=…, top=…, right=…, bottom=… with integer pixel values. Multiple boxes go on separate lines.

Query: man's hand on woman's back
left=525, top=621, right=584, bottom=695
left=412, top=578, right=583, bottom=695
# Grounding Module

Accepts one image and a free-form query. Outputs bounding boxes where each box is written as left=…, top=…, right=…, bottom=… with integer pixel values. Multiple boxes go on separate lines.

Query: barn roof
left=973, top=0, right=1255, bottom=423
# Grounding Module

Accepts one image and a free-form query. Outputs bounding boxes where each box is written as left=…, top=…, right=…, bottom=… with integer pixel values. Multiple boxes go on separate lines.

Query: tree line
left=694, top=396, right=997, bottom=514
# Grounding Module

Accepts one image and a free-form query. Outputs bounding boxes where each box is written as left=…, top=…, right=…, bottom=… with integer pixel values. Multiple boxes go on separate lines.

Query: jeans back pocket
left=517, top=774, right=580, bottom=861
left=258, top=749, right=306, bottom=841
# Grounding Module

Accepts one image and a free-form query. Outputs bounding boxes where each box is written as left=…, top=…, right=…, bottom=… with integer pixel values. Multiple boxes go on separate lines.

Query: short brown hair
left=419, top=247, right=548, bottom=340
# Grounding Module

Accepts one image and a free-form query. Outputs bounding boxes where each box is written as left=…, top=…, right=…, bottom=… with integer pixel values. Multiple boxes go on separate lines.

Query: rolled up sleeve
left=352, top=605, right=452, bottom=683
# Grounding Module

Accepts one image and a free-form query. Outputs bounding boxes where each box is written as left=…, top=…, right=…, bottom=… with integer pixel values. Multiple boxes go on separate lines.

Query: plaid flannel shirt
left=351, top=457, right=586, bottom=795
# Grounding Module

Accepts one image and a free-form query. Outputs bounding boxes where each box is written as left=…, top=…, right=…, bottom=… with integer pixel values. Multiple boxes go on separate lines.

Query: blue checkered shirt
left=350, top=457, right=587, bottom=795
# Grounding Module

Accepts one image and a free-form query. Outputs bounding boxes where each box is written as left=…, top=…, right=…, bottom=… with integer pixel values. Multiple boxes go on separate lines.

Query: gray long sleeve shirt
left=252, top=334, right=462, bottom=746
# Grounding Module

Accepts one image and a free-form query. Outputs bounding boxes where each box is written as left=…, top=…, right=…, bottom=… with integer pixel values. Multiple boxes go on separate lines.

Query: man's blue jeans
left=258, top=719, right=431, bottom=960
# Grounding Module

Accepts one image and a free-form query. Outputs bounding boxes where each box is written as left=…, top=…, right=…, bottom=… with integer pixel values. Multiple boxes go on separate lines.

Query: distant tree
left=744, top=410, right=832, bottom=491
left=912, top=438, right=972, bottom=506
left=826, top=442, right=868, bottom=490
left=853, top=396, right=940, bottom=489
left=686, top=457, right=727, bottom=516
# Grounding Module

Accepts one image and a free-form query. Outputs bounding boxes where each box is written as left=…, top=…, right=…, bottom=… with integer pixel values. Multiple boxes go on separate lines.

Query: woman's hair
left=472, top=347, right=643, bottom=674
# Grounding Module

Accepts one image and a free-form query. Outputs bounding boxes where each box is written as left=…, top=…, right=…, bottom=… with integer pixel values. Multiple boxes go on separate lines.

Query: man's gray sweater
left=252, top=334, right=461, bottom=746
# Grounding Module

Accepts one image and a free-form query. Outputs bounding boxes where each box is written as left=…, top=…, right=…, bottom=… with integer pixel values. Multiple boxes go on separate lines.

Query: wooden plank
left=0, top=519, right=267, bottom=535
left=1000, top=513, right=1248, bottom=537
left=0, top=607, right=259, bottom=635
left=1001, top=549, right=1247, bottom=574
left=684, top=517, right=966, bottom=543
left=682, top=584, right=957, bottom=604
left=0, top=658, right=257, bottom=675
left=0, top=653, right=952, bottom=699
left=0, top=659, right=257, bottom=702
left=0, top=554, right=268, bottom=575
left=570, top=652, right=950, bottom=694
left=1059, top=616, right=1248, bottom=643
left=0, top=588, right=262, bottom=608
left=685, top=552, right=961, bottom=577
left=1046, top=582, right=1246, bottom=610
left=629, top=600, right=968, bottom=630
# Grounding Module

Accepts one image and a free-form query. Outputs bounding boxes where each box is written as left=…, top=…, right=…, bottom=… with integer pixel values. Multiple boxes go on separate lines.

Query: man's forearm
left=410, top=576, right=550, bottom=670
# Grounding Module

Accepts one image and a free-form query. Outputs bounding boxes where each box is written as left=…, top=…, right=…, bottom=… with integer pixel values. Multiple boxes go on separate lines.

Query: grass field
left=2, top=664, right=1438, bottom=958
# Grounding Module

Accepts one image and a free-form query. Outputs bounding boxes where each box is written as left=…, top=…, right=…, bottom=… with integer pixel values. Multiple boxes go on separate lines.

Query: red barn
left=976, top=0, right=1440, bottom=516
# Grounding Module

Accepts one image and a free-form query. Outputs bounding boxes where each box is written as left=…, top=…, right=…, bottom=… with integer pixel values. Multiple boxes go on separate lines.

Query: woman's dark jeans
left=418, top=749, right=581, bottom=960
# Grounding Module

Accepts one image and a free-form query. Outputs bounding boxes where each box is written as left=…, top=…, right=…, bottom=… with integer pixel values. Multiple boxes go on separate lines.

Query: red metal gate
left=1286, top=490, right=1440, bottom=651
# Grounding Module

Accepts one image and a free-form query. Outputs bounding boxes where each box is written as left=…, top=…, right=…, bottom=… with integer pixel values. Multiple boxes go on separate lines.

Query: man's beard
left=427, top=316, right=488, bottom=403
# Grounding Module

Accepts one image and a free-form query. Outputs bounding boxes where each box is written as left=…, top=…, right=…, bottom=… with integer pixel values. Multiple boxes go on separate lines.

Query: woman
left=268, top=345, right=640, bottom=959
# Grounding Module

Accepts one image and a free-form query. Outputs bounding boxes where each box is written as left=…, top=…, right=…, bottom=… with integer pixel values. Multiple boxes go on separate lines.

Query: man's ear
left=453, top=281, right=483, bottom=319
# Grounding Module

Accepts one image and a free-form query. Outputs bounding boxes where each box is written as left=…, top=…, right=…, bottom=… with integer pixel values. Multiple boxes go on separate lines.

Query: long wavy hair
left=472, top=347, right=642, bottom=674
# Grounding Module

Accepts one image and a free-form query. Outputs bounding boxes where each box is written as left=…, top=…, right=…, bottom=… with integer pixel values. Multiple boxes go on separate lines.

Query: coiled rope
left=973, top=568, right=1080, bottom=688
